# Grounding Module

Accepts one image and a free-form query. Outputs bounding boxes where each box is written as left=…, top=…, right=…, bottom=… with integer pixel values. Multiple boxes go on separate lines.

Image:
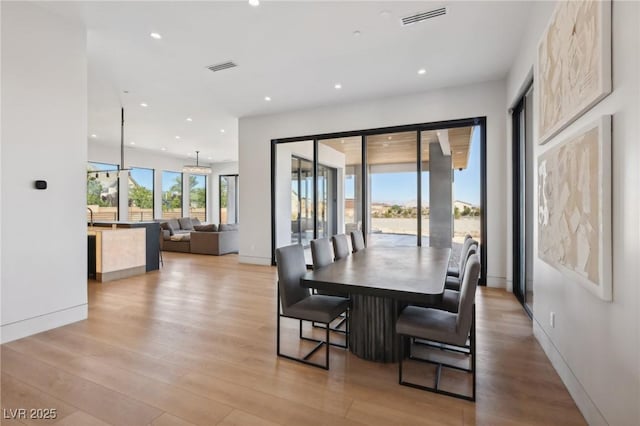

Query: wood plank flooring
left=1, top=252, right=586, bottom=425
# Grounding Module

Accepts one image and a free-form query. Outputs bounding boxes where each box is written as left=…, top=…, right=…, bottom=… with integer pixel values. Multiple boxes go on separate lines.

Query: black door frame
left=270, top=116, right=487, bottom=286
left=511, top=80, right=533, bottom=317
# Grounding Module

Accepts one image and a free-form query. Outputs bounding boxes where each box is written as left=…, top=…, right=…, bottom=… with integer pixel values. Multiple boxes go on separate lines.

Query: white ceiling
left=39, top=1, right=533, bottom=163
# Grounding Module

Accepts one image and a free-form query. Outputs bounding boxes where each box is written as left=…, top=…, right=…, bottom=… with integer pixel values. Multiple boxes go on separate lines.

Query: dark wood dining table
left=301, top=246, right=451, bottom=362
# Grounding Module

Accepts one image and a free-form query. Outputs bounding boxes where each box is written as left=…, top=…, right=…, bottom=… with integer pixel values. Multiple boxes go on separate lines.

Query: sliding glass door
left=220, top=174, right=239, bottom=224
left=290, top=156, right=315, bottom=247
left=272, top=118, right=486, bottom=282
left=366, top=131, right=418, bottom=247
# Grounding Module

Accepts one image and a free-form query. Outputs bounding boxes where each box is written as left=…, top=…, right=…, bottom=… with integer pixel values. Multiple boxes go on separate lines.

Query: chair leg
left=398, top=335, right=404, bottom=384
left=326, top=323, right=330, bottom=370
left=276, top=285, right=281, bottom=357
left=398, top=330, right=476, bottom=401
left=345, top=307, right=350, bottom=350
left=471, top=304, right=476, bottom=401
left=278, top=311, right=349, bottom=370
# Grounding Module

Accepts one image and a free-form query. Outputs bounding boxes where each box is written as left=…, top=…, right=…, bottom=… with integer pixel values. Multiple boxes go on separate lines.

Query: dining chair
left=445, top=243, right=478, bottom=291
left=310, top=238, right=333, bottom=269
left=310, top=238, right=349, bottom=331
left=447, top=235, right=474, bottom=277
left=396, top=254, right=481, bottom=401
left=332, top=234, right=350, bottom=260
left=276, top=244, right=349, bottom=370
left=350, top=230, right=365, bottom=253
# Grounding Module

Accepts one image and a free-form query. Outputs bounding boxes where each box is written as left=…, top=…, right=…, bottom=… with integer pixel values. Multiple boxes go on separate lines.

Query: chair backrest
left=310, top=238, right=333, bottom=269
left=350, top=230, right=365, bottom=253
left=332, top=234, right=350, bottom=260
left=464, top=234, right=472, bottom=242
left=456, top=254, right=481, bottom=336
left=275, top=244, right=310, bottom=311
left=458, top=238, right=477, bottom=275
left=460, top=243, right=478, bottom=280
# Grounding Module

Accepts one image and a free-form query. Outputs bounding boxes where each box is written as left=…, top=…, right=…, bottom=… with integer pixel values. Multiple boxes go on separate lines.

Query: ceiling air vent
left=401, top=7, right=447, bottom=26
left=207, top=61, right=237, bottom=73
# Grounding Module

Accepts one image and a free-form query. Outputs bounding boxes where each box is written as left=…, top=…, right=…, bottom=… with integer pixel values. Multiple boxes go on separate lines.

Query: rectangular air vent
left=401, top=7, right=447, bottom=26
left=207, top=61, right=237, bottom=73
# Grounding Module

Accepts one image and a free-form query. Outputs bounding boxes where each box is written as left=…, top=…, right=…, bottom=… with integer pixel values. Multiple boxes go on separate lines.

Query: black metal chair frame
left=276, top=285, right=349, bottom=370
left=398, top=305, right=476, bottom=401
left=312, top=303, right=348, bottom=334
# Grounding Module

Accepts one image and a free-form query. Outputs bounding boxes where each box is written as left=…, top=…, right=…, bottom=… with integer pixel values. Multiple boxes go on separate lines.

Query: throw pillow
left=166, top=219, right=180, bottom=236
left=194, top=224, right=217, bottom=232
left=191, top=217, right=201, bottom=226
left=179, top=217, right=194, bottom=230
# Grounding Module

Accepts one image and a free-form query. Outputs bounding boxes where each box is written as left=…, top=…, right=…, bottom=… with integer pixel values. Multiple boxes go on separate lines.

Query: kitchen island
left=92, top=221, right=160, bottom=271
left=87, top=227, right=146, bottom=282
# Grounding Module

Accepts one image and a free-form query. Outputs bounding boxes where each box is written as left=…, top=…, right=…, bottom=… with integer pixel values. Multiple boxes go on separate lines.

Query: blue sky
left=160, top=171, right=206, bottom=191
left=131, top=168, right=154, bottom=188
left=345, top=126, right=481, bottom=205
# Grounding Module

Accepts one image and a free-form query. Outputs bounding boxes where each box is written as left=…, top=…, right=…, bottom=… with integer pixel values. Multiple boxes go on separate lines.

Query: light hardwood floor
left=1, top=252, right=586, bottom=425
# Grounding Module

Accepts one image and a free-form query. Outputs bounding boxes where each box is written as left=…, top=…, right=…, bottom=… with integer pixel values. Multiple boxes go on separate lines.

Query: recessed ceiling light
left=140, top=102, right=148, bottom=107
left=186, top=117, right=193, bottom=122
left=380, top=10, right=391, bottom=18
left=150, top=32, right=162, bottom=40
left=207, top=157, right=212, bottom=160
left=264, top=96, right=272, bottom=101
left=341, top=139, right=345, bottom=144
left=175, top=136, right=181, bottom=139
left=161, top=147, right=166, bottom=151
left=334, top=83, right=342, bottom=90
left=249, top=0, right=260, bottom=6
left=220, top=129, right=225, bottom=133
left=130, top=141, right=136, bottom=145
left=457, top=151, right=463, bottom=154
left=353, top=30, right=362, bottom=37
left=437, top=131, right=441, bottom=136
left=387, top=136, right=392, bottom=140
left=90, top=134, right=97, bottom=138
left=418, top=68, right=427, bottom=75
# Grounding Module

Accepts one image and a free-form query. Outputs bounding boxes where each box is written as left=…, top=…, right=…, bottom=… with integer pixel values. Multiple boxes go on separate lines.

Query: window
left=87, top=161, right=119, bottom=221
left=220, top=174, right=239, bottom=224
left=128, top=167, right=154, bottom=221
left=189, top=174, right=207, bottom=222
left=162, top=171, right=183, bottom=219
left=271, top=118, right=486, bottom=284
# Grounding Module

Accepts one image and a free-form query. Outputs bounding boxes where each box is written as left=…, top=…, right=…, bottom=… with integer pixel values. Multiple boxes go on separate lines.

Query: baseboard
left=505, top=279, right=513, bottom=293
left=532, top=319, right=607, bottom=426
left=0, top=304, right=88, bottom=344
left=238, top=255, right=272, bottom=265
left=485, top=275, right=506, bottom=288
left=97, top=265, right=146, bottom=282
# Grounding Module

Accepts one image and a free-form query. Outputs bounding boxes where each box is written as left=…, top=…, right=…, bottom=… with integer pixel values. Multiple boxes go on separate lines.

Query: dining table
left=301, top=246, right=451, bottom=362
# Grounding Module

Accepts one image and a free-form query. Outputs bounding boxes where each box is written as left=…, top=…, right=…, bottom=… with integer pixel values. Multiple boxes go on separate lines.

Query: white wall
left=238, top=79, right=508, bottom=287
left=1, top=2, right=88, bottom=343
left=506, top=1, right=640, bottom=425
left=88, top=142, right=237, bottom=223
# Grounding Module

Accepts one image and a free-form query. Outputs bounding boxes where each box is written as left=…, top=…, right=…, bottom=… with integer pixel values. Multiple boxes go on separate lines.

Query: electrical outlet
left=550, top=312, right=556, bottom=328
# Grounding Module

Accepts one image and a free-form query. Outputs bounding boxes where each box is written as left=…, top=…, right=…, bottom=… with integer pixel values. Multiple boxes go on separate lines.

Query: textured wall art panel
left=538, top=116, right=611, bottom=300
left=537, top=0, right=611, bottom=144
